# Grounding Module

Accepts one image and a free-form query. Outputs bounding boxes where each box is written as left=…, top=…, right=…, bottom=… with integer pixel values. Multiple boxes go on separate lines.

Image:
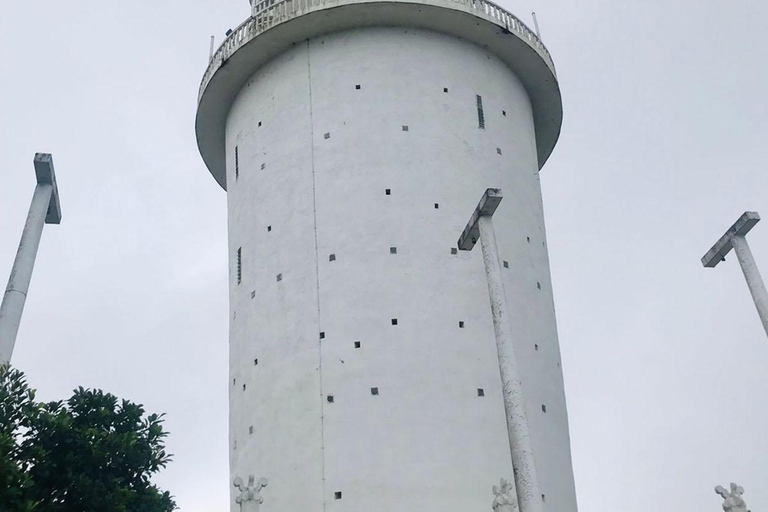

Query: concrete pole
left=478, top=215, right=543, bottom=512
left=731, top=235, right=768, bottom=336
left=459, top=189, right=542, bottom=512
left=701, top=212, right=767, bottom=339
left=0, top=154, right=61, bottom=365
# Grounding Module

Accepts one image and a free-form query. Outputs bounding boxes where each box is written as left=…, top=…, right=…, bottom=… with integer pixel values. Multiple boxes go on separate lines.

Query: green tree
left=0, top=365, right=176, bottom=512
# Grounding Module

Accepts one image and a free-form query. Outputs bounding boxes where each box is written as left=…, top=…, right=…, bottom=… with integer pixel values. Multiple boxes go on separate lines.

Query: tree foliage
left=0, top=365, right=176, bottom=512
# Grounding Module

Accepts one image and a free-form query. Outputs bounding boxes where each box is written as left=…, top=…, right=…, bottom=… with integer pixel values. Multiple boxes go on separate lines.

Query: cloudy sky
left=1, top=0, right=766, bottom=510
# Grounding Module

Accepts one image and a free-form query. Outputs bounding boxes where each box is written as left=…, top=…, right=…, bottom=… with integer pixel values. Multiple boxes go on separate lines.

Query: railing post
left=196, top=0, right=556, bottom=104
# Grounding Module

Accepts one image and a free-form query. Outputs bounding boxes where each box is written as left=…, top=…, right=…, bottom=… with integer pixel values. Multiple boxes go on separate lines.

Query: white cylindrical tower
left=195, top=1, right=573, bottom=511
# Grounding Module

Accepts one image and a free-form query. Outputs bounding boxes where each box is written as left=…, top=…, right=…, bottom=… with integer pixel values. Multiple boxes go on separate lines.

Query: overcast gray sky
left=1, top=1, right=766, bottom=511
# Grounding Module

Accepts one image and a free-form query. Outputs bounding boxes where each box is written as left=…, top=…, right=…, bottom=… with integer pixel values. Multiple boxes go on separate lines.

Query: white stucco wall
left=225, top=27, right=576, bottom=512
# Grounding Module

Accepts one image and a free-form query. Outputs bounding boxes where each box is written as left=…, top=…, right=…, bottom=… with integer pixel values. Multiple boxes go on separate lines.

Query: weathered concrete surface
left=34, top=153, right=61, bottom=225
left=702, top=212, right=768, bottom=336
left=234, top=475, right=268, bottom=512
left=196, top=0, right=562, bottom=189
left=458, top=188, right=502, bottom=251
left=731, top=235, right=768, bottom=336
left=715, top=483, right=748, bottom=512
left=493, top=478, right=519, bottom=512
left=701, top=212, right=760, bottom=268
left=0, top=154, right=60, bottom=364
left=477, top=210, right=542, bottom=512
left=215, top=26, right=576, bottom=512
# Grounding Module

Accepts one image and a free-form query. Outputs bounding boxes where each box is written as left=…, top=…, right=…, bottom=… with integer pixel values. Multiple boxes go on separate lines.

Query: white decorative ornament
left=492, top=478, right=518, bottom=512
left=715, top=483, right=748, bottom=512
left=234, top=475, right=268, bottom=512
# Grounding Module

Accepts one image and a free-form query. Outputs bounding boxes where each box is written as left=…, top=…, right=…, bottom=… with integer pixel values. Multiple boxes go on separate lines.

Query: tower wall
left=225, top=27, right=576, bottom=512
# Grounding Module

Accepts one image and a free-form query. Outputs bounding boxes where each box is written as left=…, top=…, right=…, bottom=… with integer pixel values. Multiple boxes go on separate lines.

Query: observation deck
left=195, top=0, right=563, bottom=189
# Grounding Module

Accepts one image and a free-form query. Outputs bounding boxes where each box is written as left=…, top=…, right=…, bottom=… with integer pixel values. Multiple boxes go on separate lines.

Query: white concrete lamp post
left=0, top=153, right=62, bottom=364
left=701, top=212, right=768, bottom=337
left=458, top=188, right=542, bottom=512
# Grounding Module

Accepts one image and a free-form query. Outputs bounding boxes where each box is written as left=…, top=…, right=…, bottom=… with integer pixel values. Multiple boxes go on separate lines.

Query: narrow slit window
left=236, top=247, right=242, bottom=284
left=476, top=95, right=485, bottom=129
left=478, top=388, right=485, bottom=397
left=235, top=146, right=239, bottom=180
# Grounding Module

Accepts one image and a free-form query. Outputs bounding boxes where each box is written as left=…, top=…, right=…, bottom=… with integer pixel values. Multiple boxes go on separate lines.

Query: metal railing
left=198, top=0, right=555, bottom=103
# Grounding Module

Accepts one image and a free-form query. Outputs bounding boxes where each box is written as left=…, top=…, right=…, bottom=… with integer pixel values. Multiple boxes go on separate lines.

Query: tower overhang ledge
left=195, top=0, right=563, bottom=190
